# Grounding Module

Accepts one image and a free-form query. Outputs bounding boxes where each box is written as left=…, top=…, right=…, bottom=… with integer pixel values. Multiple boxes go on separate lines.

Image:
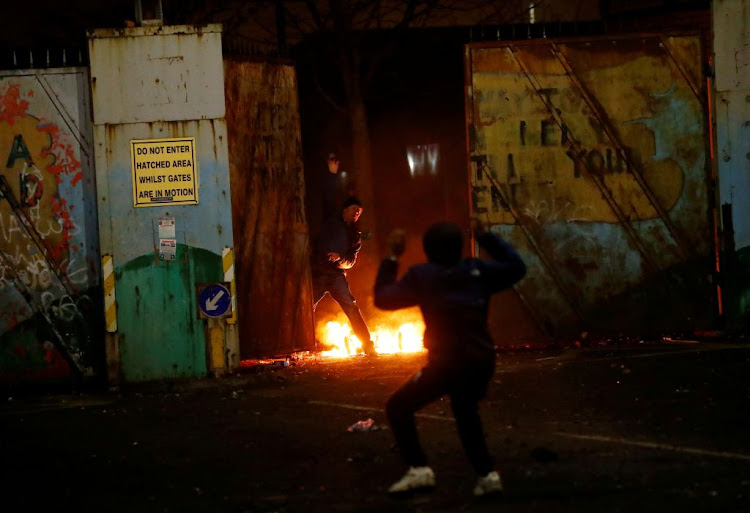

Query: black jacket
left=374, top=232, right=526, bottom=359
left=313, top=172, right=362, bottom=274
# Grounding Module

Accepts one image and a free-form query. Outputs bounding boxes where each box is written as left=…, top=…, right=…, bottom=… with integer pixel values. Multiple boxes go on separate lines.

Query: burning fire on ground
left=317, top=308, right=426, bottom=357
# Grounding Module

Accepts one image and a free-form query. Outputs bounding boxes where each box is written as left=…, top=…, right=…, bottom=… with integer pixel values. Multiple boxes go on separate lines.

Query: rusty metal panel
left=0, top=68, right=101, bottom=378
left=224, top=59, right=314, bottom=358
left=713, top=0, right=750, bottom=92
left=466, top=35, right=714, bottom=338
left=713, top=0, right=750, bottom=327
left=88, top=24, right=225, bottom=125
left=715, top=89, right=750, bottom=326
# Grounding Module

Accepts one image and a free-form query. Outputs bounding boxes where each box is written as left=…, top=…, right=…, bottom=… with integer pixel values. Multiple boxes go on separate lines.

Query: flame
left=318, top=308, right=426, bottom=358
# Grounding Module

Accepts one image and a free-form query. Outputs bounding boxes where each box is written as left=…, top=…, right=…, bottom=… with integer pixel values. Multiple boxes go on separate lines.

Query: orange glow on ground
left=318, top=308, right=426, bottom=358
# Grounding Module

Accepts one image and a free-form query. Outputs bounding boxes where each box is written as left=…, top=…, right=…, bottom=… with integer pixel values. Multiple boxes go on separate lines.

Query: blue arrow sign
left=198, top=283, right=232, bottom=318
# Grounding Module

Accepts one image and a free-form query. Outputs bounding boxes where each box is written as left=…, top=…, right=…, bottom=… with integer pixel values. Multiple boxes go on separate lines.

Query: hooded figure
left=374, top=220, right=526, bottom=496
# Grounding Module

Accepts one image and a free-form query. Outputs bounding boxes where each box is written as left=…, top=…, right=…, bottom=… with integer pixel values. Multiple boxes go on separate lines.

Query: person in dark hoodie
left=311, top=153, right=376, bottom=356
left=374, top=219, right=526, bottom=496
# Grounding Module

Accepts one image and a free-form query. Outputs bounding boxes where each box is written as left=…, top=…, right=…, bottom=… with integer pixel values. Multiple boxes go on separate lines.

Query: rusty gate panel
left=224, top=60, right=314, bottom=358
left=466, top=35, right=714, bottom=339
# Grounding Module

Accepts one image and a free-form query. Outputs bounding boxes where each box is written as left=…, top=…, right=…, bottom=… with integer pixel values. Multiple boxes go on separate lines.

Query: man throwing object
left=374, top=219, right=526, bottom=496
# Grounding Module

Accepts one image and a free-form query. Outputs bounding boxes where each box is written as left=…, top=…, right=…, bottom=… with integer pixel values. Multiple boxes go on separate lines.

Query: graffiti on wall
left=1, top=83, right=85, bottom=280
left=470, top=78, right=693, bottom=227
left=0, top=78, right=97, bottom=376
left=466, top=38, right=713, bottom=336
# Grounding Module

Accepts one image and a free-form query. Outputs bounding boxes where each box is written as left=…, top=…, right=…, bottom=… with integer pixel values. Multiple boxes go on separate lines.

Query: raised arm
left=374, top=261, right=420, bottom=310
left=321, top=165, right=340, bottom=219
left=374, top=229, right=419, bottom=310
left=476, top=231, right=527, bottom=293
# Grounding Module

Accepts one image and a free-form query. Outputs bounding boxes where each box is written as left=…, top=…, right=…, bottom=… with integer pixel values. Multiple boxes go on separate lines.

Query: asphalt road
left=3, top=341, right=750, bottom=512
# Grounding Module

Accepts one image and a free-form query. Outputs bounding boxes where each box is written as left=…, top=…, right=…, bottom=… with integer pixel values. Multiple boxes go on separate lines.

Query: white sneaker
left=473, top=470, right=503, bottom=496
left=388, top=466, right=436, bottom=494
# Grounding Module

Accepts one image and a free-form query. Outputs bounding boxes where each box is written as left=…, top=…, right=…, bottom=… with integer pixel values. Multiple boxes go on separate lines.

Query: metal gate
left=0, top=68, right=100, bottom=378
left=89, top=25, right=236, bottom=383
left=465, top=34, right=715, bottom=339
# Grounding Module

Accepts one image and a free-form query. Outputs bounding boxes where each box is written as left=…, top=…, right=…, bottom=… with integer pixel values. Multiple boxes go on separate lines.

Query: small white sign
left=159, top=238, right=177, bottom=261
left=158, top=216, right=176, bottom=239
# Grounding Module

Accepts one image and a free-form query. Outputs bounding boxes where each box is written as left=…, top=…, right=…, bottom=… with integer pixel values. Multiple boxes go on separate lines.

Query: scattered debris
left=347, top=418, right=376, bottom=432
left=663, top=336, right=700, bottom=344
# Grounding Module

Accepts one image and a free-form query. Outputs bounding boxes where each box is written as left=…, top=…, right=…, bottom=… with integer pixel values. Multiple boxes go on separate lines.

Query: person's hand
left=470, top=214, right=490, bottom=235
left=327, top=252, right=341, bottom=262
left=387, top=229, right=406, bottom=258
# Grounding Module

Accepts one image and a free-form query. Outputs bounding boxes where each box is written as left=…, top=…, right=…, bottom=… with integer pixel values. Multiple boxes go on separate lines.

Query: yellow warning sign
left=130, top=137, right=199, bottom=207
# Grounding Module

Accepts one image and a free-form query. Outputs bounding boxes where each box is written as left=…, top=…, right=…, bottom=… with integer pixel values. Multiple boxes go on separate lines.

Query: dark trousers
left=312, top=271, right=372, bottom=346
left=385, top=353, right=496, bottom=476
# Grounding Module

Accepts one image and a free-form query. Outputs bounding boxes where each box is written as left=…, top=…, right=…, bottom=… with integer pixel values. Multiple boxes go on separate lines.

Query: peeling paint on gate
left=466, top=35, right=715, bottom=338
left=116, top=244, right=221, bottom=379
left=0, top=70, right=101, bottom=379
